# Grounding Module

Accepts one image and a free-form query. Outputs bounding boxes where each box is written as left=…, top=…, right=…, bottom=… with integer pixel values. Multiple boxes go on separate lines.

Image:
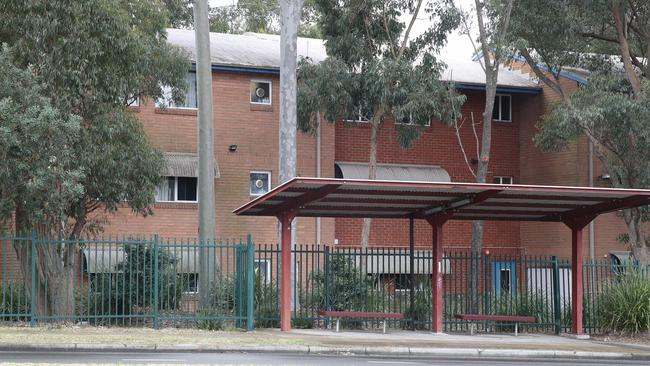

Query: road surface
left=0, top=351, right=648, bottom=365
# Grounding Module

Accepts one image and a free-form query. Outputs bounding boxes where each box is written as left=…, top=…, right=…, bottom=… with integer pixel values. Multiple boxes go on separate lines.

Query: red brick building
left=102, top=29, right=628, bottom=262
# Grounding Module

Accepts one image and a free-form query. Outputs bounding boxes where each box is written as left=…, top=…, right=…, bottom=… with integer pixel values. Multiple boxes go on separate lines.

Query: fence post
left=324, top=245, right=330, bottom=329
left=246, top=234, right=255, bottom=331
left=30, top=232, right=36, bottom=327
left=551, top=256, right=562, bottom=335
left=153, top=235, right=160, bottom=329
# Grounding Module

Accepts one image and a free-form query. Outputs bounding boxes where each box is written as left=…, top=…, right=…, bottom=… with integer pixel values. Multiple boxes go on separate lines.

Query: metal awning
left=353, top=250, right=451, bottom=274
left=83, top=247, right=198, bottom=273
left=234, top=177, right=650, bottom=222
left=336, top=162, right=450, bottom=182
left=164, top=152, right=220, bottom=178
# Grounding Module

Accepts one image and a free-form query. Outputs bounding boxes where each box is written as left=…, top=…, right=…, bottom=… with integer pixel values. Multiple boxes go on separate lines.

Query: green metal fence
left=0, top=234, right=255, bottom=329
left=0, top=234, right=646, bottom=334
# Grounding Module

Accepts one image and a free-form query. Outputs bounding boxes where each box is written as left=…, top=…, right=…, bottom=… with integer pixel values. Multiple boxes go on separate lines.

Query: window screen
left=250, top=81, right=271, bottom=104
left=250, top=172, right=271, bottom=196
left=177, top=177, right=198, bottom=201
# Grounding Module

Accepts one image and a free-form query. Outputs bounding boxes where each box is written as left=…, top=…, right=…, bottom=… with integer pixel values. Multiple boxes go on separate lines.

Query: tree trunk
left=13, top=204, right=79, bottom=322
left=360, top=118, right=380, bottom=249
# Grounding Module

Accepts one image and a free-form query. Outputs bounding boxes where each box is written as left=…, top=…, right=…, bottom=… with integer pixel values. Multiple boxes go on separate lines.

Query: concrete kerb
left=0, top=343, right=648, bottom=360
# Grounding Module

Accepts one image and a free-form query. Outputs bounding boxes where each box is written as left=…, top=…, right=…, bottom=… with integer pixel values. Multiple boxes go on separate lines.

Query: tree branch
left=518, top=48, right=567, bottom=99
left=611, top=0, right=642, bottom=97
left=397, top=0, right=423, bottom=61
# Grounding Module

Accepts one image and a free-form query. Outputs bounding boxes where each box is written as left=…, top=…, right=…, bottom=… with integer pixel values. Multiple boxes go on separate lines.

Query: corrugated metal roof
left=234, top=177, right=650, bottom=221
left=164, top=152, right=220, bottom=178
left=441, top=57, right=539, bottom=88
left=336, top=162, right=450, bottom=182
left=166, top=28, right=539, bottom=89
left=166, top=28, right=327, bottom=70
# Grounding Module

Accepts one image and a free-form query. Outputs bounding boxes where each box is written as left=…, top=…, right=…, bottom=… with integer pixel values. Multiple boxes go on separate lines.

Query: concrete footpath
left=0, top=326, right=649, bottom=360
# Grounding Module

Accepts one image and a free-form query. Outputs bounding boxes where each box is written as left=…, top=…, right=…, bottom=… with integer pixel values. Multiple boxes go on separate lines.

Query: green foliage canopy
left=0, top=0, right=190, bottom=236
left=297, top=0, right=464, bottom=149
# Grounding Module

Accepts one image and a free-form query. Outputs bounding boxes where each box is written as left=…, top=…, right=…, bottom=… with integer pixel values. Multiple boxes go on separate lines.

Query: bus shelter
left=234, top=177, right=650, bottom=335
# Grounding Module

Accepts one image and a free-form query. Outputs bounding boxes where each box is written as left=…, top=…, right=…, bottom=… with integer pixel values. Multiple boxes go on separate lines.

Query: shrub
left=0, top=283, right=30, bottom=321
left=597, top=268, right=650, bottom=334
left=84, top=243, right=184, bottom=324
left=196, top=309, right=224, bottom=331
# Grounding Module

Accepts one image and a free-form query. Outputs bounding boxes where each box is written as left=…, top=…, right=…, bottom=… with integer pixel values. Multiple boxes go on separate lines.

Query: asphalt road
left=0, top=351, right=648, bottom=366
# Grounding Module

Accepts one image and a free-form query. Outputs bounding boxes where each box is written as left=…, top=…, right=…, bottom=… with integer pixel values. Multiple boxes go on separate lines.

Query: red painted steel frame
left=571, top=227, right=584, bottom=335
left=234, top=178, right=650, bottom=334
left=279, top=213, right=295, bottom=331
left=427, top=215, right=448, bottom=334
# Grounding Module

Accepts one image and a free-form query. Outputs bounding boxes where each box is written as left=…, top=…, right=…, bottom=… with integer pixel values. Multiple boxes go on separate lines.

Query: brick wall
left=334, top=91, right=521, bottom=251
left=102, top=70, right=336, bottom=245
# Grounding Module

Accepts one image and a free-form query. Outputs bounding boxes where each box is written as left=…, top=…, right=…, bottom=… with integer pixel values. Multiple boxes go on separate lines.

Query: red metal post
left=279, top=213, right=294, bottom=331
left=427, top=216, right=447, bottom=333
left=571, top=227, right=583, bottom=335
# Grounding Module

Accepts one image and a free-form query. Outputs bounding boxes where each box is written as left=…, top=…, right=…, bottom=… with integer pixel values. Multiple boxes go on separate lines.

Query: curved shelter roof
left=233, top=177, right=650, bottom=222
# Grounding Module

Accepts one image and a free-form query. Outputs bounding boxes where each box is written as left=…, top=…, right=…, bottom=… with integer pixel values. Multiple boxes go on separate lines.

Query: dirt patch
left=592, top=333, right=650, bottom=348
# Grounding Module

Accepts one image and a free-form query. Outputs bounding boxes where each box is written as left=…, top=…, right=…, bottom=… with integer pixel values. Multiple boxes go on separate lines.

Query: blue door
left=492, top=261, right=516, bottom=297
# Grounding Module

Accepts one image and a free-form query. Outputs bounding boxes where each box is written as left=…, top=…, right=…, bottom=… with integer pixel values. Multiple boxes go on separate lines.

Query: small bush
left=0, top=283, right=30, bottom=321
left=195, top=309, right=224, bottom=331
left=597, top=268, right=650, bottom=334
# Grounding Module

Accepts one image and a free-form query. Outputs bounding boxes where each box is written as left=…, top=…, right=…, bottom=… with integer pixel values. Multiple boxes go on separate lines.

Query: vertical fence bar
left=551, top=256, right=561, bottom=335
left=153, top=234, right=160, bottom=329
left=246, top=234, right=255, bottom=331
left=30, top=233, right=36, bottom=327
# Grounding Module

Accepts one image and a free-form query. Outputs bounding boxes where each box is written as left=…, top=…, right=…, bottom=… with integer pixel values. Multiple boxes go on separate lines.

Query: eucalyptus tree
left=297, top=0, right=463, bottom=248
left=0, top=0, right=189, bottom=317
left=510, top=0, right=650, bottom=263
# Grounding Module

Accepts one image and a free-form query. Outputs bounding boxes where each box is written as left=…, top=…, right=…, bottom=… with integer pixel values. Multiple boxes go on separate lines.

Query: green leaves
left=0, top=46, right=83, bottom=230
left=297, top=0, right=463, bottom=148
left=0, top=0, right=189, bottom=236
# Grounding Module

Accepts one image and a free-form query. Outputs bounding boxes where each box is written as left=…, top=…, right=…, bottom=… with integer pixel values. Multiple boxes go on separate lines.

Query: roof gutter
left=190, top=61, right=280, bottom=75
left=455, top=83, right=542, bottom=95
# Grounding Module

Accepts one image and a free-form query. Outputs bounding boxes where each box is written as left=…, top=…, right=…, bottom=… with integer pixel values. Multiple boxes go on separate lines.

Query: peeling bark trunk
left=360, top=118, right=380, bottom=249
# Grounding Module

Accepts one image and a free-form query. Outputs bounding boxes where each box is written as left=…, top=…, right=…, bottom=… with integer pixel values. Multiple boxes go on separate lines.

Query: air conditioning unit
left=255, top=87, right=266, bottom=99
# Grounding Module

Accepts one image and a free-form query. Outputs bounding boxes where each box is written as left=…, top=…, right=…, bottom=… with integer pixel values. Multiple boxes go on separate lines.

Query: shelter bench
left=455, top=314, right=536, bottom=336
left=319, top=310, right=403, bottom=333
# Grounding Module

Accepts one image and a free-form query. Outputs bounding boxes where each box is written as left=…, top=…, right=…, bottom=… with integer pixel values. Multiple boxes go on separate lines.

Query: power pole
left=279, top=0, right=304, bottom=311
left=194, top=0, right=217, bottom=309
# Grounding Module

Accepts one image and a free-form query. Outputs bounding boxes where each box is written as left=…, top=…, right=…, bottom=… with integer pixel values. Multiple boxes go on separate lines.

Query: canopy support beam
left=564, top=216, right=594, bottom=336
left=278, top=210, right=297, bottom=331
left=426, top=214, right=450, bottom=333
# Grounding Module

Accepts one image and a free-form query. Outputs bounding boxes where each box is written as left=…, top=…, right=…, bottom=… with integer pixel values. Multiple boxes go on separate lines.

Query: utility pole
left=194, top=0, right=217, bottom=309
left=279, top=0, right=304, bottom=311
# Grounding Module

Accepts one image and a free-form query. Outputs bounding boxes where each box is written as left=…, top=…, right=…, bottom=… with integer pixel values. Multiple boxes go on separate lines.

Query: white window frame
left=493, top=176, right=513, bottom=185
left=493, top=94, right=512, bottom=122
left=155, top=177, right=198, bottom=203
left=126, top=95, right=139, bottom=107
left=254, top=260, right=272, bottom=284
left=249, top=171, right=272, bottom=197
left=344, top=106, right=371, bottom=123
left=250, top=79, right=272, bottom=105
left=394, top=113, right=431, bottom=127
left=181, top=273, right=199, bottom=295
left=155, top=72, right=198, bottom=110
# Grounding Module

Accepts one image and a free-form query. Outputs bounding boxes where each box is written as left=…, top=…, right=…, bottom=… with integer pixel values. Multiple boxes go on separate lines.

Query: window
left=179, top=273, right=198, bottom=293
left=250, top=80, right=271, bottom=105
left=345, top=106, right=372, bottom=123
left=250, top=171, right=271, bottom=196
left=394, top=113, right=431, bottom=127
left=155, top=177, right=198, bottom=202
left=156, top=72, right=198, bottom=109
left=493, top=176, right=513, bottom=185
left=500, top=269, right=511, bottom=294
left=254, top=260, right=272, bottom=284
left=492, top=94, right=511, bottom=122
